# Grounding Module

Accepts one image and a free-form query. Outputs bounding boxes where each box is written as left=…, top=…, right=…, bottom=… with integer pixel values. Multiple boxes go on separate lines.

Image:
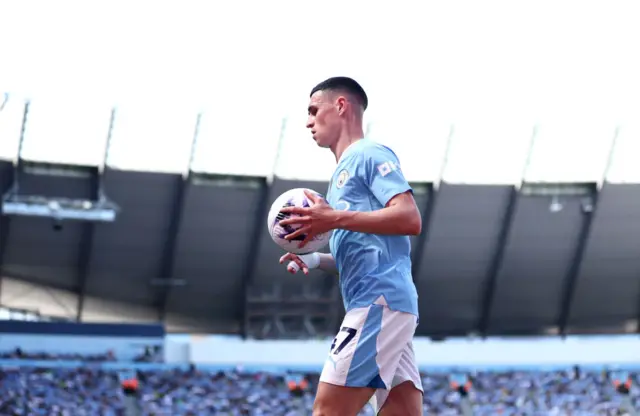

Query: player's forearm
left=333, top=204, right=422, bottom=236
left=318, top=253, right=338, bottom=275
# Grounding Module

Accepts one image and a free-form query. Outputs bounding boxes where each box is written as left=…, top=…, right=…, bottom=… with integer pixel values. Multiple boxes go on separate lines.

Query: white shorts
left=319, top=299, right=423, bottom=413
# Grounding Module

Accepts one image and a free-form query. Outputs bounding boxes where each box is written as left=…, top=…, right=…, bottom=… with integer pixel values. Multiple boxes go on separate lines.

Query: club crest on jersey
left=336, top=169, right=350, bottom=189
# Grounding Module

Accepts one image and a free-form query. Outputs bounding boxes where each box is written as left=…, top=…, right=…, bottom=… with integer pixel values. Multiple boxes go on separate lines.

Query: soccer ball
left=266, top=188, right=331, bottom=255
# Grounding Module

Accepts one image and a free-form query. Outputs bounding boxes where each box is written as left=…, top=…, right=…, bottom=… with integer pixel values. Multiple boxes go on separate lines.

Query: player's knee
left=312, top=399, right=333, bottom=416
left=311, top=407, right=326, bottom=416
left=313, top=392, right=350, bottom=416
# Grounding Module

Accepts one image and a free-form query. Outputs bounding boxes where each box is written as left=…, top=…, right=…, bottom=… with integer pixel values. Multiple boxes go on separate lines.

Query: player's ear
left=335, top=96, right=347, bottom=116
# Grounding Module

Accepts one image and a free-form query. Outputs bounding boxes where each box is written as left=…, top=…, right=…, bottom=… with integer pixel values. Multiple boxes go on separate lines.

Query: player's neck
left=331, top=128, right=365, bottom=163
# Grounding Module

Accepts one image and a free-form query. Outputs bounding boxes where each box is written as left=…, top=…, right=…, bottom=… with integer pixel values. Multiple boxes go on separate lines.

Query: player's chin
left=313, top=137, right=330, bottom=148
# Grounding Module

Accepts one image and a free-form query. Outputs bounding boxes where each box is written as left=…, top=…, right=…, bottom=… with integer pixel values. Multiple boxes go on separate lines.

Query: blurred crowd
left=0, top=353, right=637, bottom=415
left=0, top=345, right=163, bottom=364
left=0, top=347, right=115, bottom=362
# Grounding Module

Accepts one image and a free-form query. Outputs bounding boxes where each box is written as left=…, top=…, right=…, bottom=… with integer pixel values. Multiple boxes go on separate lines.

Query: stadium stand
left=0, top=316, right=637, bottom=414
left=0, top=360, right=638, bottom=415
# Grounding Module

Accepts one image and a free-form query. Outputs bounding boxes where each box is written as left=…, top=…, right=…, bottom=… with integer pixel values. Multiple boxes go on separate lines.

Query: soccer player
left=278, top=77, right=424, bottom=416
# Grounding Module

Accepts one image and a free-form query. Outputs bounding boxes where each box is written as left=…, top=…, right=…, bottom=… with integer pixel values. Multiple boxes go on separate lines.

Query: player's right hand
left=279, top=252, right=309, bottom=275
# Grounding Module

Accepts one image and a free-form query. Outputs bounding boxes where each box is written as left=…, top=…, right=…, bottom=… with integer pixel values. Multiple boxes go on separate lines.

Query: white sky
left=0, top=0, right=639, bottom=184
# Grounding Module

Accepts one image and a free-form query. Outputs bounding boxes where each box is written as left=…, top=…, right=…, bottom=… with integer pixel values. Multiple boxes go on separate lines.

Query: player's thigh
left=375, top=341, right=424, bottom=415
left=378, top=380, right=423, bottom=416
left=313, top=381, right=375, bottom=416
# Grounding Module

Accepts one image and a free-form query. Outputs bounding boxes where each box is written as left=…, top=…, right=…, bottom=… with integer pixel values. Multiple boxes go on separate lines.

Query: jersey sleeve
left=362, top=144, right=412, bottom=207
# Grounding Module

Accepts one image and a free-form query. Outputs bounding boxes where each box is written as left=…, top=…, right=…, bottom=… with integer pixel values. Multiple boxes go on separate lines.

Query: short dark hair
left=310, top=76, right=368, bottom=111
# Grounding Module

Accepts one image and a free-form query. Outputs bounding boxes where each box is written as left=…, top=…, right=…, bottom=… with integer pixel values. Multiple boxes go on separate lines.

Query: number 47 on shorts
left=330, top=326, right=357, bottom=355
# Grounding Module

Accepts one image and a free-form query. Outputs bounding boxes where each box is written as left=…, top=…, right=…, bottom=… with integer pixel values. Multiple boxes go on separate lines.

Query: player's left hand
left=279, top=190, right=336, bottom=249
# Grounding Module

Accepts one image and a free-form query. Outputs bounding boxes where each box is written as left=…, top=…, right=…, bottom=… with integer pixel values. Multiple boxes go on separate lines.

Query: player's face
left=306, top=91, right=341, bottom=148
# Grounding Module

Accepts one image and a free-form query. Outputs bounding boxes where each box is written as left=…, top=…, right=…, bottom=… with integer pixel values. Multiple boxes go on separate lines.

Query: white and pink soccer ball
left=267, top=188, right=331, bottom=254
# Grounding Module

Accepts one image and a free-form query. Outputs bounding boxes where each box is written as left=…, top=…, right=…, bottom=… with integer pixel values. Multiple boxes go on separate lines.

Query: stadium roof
left=0, top=95, right=639, bottom=338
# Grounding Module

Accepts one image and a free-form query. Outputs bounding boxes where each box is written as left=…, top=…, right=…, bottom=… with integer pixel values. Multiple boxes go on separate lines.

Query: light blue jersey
left=326, top=138, right=419, bottom=317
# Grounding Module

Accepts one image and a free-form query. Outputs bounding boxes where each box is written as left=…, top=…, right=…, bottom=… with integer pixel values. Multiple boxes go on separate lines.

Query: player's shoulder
left=355, top=139, right=400, bottom=162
